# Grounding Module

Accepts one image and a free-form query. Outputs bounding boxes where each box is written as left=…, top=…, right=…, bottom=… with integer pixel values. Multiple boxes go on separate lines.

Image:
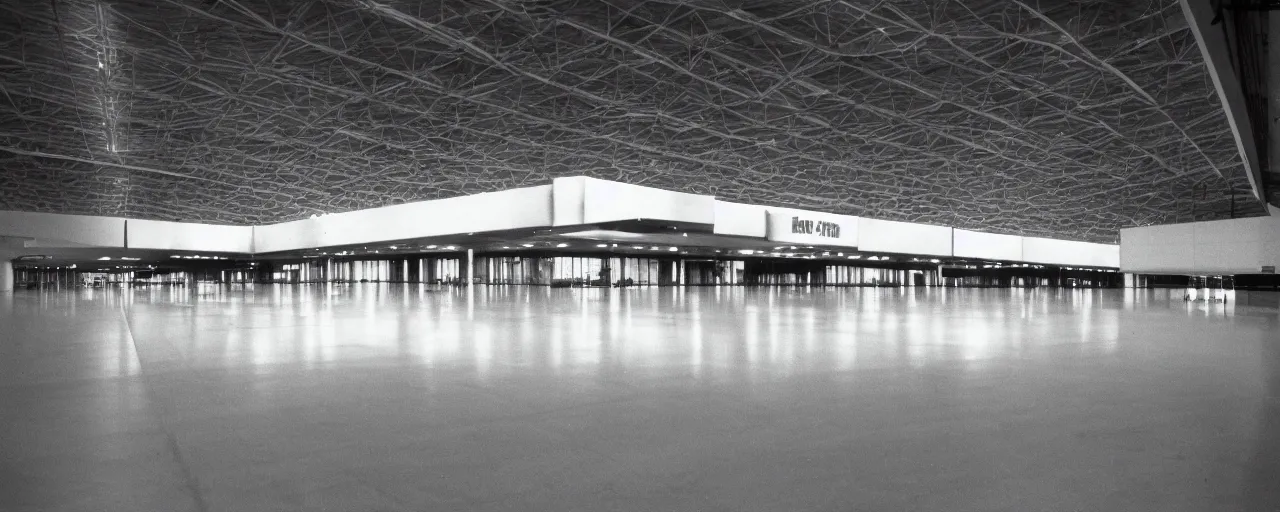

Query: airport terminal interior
left=2, top=0, right=1280, bottom=510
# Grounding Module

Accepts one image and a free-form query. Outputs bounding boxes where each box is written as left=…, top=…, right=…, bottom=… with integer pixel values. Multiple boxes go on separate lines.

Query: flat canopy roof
left=0, top=177, right=1120, bottom=269
left=0, top=0, right=1267, bottom=244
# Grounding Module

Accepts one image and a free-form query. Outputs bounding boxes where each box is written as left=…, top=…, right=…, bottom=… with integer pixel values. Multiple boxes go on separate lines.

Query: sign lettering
left=790, top=216, right=840, bottom=238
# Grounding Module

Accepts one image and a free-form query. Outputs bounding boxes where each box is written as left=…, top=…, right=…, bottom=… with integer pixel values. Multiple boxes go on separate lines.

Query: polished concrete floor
left=1, top=285, right=1278, bottom=511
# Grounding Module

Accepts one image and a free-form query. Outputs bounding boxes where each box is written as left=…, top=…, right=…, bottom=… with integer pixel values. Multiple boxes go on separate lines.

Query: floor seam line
left=121, top=305, right=212, bottom=512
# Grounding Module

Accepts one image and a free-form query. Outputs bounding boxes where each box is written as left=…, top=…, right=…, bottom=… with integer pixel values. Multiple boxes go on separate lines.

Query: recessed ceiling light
left=522, top=243, right=534, bottom=248
left=98, top=257, right=110, bottom=261
left=557, top=243, right=569, bottom=248
left=596, top=244, right=607, bottom=248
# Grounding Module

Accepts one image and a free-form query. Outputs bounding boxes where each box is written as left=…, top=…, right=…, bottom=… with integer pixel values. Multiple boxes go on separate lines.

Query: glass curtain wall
left=824, top=265, right=915, bottom=286
left=682, top=260, right=746, bottom=285
left=324, top=257, right=461, bottom=283
left=551, top=256, right=604, bottom=286
left=483, top=256, right=551, bottom=285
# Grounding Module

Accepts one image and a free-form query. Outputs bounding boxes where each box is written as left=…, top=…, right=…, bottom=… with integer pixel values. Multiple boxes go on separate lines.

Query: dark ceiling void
left=0, top=0, right=1266, bottom=243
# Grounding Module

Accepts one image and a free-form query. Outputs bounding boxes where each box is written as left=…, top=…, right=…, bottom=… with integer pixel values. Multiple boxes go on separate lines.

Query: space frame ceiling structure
left=0, top=0, right=1267, bottom=243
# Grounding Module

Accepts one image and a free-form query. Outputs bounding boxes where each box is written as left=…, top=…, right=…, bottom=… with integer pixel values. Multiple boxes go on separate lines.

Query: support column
left=466, top=249, right=474, bottom=287
left=0, top=259, right=12, bottom=292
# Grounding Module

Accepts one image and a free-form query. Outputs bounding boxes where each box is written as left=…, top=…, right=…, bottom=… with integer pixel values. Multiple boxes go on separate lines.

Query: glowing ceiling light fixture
left=426, top=245, right=437, bottom=249
left=521, top=243, right=534, bottom=248
left=557, top=243, right=569, bottom=248
left=98, top=257, right=111, bottom=261
left=668, top=247, right=678, bottom=252
left=737, top=249, right=755, bottom=255
left=170, top=255, right=180, bottom=259
left=650, top=246, right=659, bottom=250
left=596, top=244, right=607, bottom=248
left=502, top=246, right=511, bottom=249
left=389, top=246, right=397, bottom=250
left=930, top=259, right=940, bottom=264
left=632, top=245, right=645, bottom=249
left=444, top=246, right=457, bottom=250
left=120, top=257, right=140, bottom=261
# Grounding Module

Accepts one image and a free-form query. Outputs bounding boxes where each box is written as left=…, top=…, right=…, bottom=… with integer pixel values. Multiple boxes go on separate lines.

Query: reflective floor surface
left=1, top=285, right=1279, bottom=511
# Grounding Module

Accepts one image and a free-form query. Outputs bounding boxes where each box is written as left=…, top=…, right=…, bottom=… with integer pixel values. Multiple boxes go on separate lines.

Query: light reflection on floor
left=1, top=285, right=1278, bottom=511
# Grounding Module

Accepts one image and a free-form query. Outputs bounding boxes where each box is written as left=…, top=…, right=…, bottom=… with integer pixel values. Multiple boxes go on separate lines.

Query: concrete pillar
left=466, top=249, right=474, bottom=287
left=0, top=259, right=12, bottom=292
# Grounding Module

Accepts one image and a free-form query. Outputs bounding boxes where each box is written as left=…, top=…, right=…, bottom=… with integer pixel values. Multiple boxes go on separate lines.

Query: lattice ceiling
left=0, top=0, right=1266, bottom=243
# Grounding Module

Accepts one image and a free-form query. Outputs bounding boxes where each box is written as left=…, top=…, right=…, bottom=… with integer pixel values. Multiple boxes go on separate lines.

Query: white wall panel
left=252, top=219, right=318, bottom=254
left=0, top=210, right=125, bottom=247
left=857, top=218, right=952, bottom=256
left=953, top=229, right=1022, bottom=261
left=1120, top=213, right=1280, bottom=274
left=1023, top=237, right=1120, bottom=268
left=712, top=201, right=767, bottom=238
left=253, top=185, right=553, bottom=253
left=552, top=176, right=585, bottom=227
left=128, top=219, right=253, bottom=253
left=1263, top=206, right=1280, bottom=270
left=765, top=210, right=858, bottom=247
left=1120, top=239, right=1184, bottom=272
left=1191, top=218, right=1263, bottom=274
left=1120, top=223, right=1194, bottom=272
left=581, top=178, right=715, bottom=225
left=315, top=185, right=553, bottom=248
